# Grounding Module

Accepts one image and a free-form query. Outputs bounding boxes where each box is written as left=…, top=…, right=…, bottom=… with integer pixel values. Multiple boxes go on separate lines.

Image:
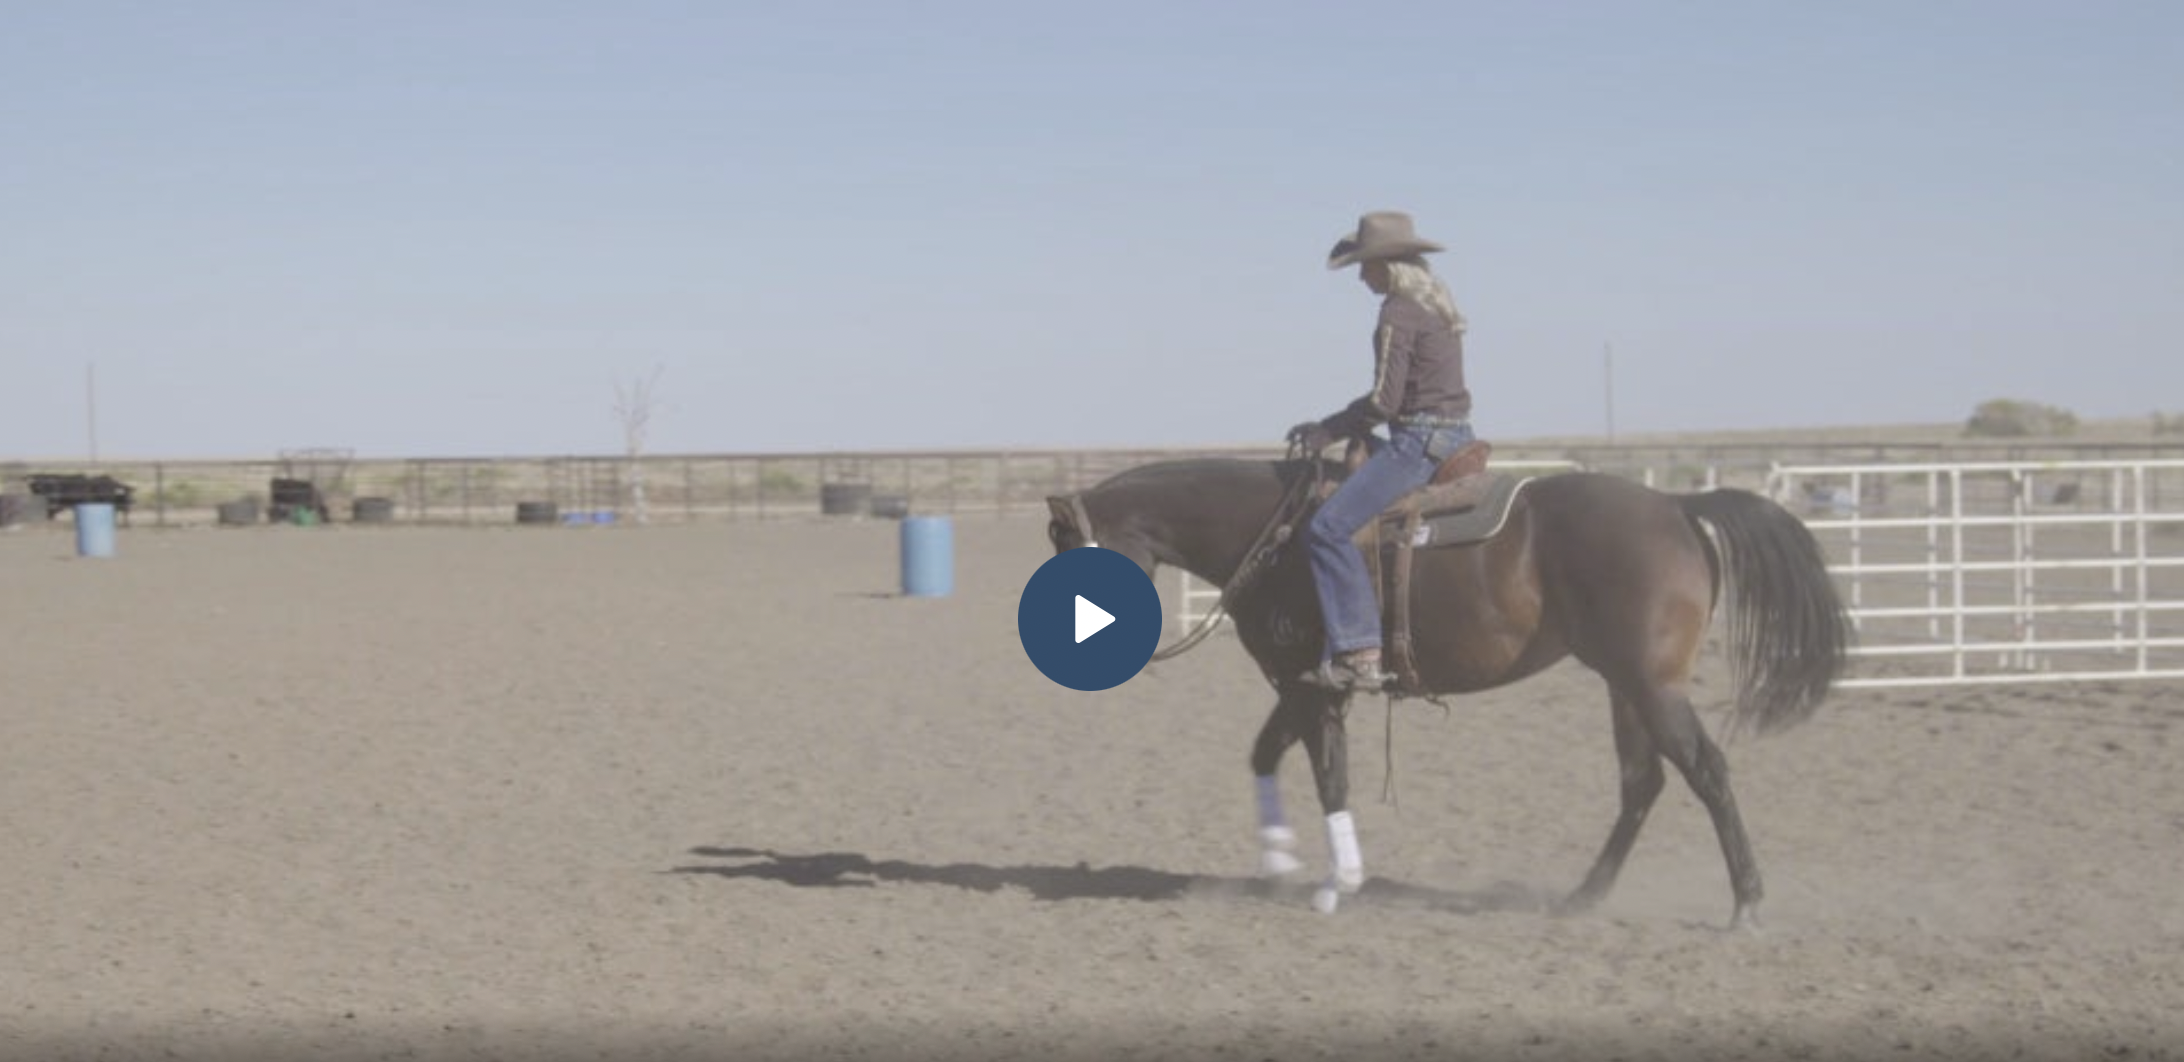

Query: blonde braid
left=1387, top=259, right=1465, bottom=333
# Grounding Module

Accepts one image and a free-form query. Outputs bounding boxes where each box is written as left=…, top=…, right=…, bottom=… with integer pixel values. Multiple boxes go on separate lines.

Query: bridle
left=1060, top=494, right=1100, bottom=549
left=1055, top=443, right=1328, bottom=664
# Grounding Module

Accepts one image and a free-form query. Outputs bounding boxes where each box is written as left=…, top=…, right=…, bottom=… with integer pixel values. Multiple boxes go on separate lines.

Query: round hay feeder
left=352, top=497, right=396, bottom=524
left=821, top=483, right=873, bottom=516
left=217, top=499, right=260, bottom=527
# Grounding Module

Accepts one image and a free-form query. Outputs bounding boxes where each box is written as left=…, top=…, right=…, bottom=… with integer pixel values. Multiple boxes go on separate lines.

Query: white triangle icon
left=1074, top=595, right=1116, bottom=643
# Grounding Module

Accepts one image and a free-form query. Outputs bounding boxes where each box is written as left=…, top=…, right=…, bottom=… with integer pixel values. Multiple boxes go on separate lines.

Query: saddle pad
left=1407, top=474, right=1528, bottom=548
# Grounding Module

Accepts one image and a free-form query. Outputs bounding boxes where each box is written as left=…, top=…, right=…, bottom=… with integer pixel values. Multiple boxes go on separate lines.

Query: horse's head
left=1044, top=458, right=1307, bottom=585
left=1046, top=490, right=1168, bottom=580
left=1044, top=495, right=1091, bottom=553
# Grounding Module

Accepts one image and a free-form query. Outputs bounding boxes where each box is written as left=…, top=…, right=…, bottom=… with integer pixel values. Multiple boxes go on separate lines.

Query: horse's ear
left=1045, top=495, right=1074, bottom=527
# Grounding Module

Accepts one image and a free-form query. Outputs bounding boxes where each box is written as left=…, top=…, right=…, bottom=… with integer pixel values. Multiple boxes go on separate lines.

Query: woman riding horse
left=1289, top=211, right=1475, bottom=693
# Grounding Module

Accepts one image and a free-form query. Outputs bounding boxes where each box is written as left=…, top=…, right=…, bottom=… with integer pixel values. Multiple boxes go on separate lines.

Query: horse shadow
left=670, top=846, right=1555, bottom=917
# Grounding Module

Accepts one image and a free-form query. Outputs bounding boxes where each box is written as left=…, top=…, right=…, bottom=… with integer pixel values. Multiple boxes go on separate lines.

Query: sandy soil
left=2, top=515, right=2180, bottom=1061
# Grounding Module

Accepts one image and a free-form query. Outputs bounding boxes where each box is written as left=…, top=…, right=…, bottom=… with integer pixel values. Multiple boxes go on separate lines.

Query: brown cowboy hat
left=1326, top=211, right=1445, bottom=270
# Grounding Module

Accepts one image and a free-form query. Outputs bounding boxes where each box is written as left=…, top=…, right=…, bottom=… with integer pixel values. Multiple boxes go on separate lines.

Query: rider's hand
left=1287, top=421, right=1336, bottom=453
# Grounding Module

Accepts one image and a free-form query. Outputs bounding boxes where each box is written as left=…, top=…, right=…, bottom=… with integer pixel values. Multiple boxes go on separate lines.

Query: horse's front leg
left=1292, top=686, right=1362, bottom=913
left=1248, top=689, right=1323, bottom=878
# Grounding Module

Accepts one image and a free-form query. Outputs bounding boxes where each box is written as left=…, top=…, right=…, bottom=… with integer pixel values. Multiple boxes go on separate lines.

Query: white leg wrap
left=1258, top=825, right=1303, bottom=876
left=1255, top=775, right=1304, bottom=876
left=1327, top=810, right=1364, bottom=892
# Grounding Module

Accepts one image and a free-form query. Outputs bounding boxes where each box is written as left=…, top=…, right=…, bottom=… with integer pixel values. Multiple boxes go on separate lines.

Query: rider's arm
left=1320, top=298, right=1419, bottom=437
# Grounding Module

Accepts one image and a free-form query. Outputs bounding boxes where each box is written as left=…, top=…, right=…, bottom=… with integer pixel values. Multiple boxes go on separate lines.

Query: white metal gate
left=1172, top=457, right=2184, bottom=689
left=1175, top=569, right=1226, bottom=631
left=1764, top=458, right=2184, bottom=688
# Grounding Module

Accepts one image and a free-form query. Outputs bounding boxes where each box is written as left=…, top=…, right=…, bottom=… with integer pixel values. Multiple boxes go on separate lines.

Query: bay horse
left=1044, top=450, right=1852, bottom=930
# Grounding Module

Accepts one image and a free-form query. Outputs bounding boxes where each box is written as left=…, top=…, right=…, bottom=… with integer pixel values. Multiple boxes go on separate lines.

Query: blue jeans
left=1303, top=422, right=1476, bottom=658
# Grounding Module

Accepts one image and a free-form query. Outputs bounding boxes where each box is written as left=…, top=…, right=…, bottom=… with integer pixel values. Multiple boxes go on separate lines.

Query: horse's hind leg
left=1557, top=686, right=1666, bottom=917
left=1637, top=683, right=1766, bottom=931
left=1248, top=690, right=1317, bottom=878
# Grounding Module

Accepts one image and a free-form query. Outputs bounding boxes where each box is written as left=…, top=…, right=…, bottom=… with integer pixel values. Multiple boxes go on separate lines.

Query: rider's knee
left=1304, top=507, right=1354, bottom=548
left=1302, top=508, right=1338, bottom=544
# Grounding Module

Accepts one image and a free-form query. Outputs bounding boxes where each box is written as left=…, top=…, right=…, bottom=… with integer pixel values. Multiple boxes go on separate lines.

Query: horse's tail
left=1676, top=488, right=1855, bottom=739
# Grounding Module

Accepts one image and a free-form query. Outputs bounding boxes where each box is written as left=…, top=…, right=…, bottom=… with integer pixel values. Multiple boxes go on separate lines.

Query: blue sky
left=4, top=1, right=2178, bottom=458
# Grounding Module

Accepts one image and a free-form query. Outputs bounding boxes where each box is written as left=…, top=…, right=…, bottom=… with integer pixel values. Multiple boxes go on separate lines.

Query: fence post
left=1926, top=470, right=1942, bottom=641
left=1949, top=468, right=1966, bottom=680
left=2134, top=464, right=2150, bottom=673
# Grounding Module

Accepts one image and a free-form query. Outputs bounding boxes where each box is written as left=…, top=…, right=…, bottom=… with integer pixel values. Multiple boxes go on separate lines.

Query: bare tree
left=613, top=365, right=667, bottom=524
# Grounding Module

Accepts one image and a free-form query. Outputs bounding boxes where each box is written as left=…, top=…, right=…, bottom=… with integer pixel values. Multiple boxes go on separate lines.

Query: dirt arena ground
left=3, top=513, right=2179, bottom=1061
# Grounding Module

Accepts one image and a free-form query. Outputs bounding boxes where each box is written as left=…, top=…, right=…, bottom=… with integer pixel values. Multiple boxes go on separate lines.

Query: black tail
left=1677, top=488, right=1855, bottom=739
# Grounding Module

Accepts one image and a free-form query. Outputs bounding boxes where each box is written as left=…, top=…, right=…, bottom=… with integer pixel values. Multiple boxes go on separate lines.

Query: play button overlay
left=1075, top=596, right=1114, bottom=643
left=1018, top=546, right=1161, bottom=691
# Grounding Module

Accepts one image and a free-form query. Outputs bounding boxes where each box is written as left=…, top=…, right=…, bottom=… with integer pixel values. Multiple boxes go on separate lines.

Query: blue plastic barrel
left=75, top=502, right=116, bottom=559
left=900, top=515, right=953, bottom=597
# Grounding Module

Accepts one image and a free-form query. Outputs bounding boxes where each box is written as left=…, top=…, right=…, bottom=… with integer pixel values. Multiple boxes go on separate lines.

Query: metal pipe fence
left=5, top=439, right=2178, bottom=530
left=2, top=448, right=1301, bottom=528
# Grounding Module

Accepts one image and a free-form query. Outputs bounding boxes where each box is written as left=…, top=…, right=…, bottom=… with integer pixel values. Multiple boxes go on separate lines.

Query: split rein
left=1156, top=448, right=1325, bottom=663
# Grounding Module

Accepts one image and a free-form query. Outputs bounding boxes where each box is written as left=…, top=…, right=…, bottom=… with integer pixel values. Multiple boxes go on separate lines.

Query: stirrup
left=1298, top=654, right=1392, bottom=692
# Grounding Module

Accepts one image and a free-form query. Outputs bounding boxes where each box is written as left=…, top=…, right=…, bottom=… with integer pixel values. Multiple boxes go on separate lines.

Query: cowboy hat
left=1326, top=211, right=1445, bottom=270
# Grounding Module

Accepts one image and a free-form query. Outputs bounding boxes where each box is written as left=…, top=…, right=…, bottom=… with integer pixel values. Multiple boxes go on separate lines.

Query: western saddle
left=1314, top=436, right=1530, bottom=696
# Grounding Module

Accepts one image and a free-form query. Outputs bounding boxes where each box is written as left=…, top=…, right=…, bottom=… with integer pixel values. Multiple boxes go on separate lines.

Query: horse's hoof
left=1727, top=906, right=1765, bottom=935
left=1311, top=885, right=1341, bottom=915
